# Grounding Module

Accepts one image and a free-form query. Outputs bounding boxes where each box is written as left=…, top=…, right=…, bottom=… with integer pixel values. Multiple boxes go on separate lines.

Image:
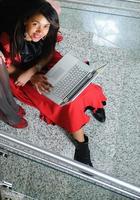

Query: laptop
left=43, top=53, right=107, bottom=105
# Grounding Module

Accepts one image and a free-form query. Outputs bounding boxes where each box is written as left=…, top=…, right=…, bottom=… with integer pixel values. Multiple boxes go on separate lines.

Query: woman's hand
left=31, top=74, right=53, bottom=94
left=15, top=67, right=36, bottom=86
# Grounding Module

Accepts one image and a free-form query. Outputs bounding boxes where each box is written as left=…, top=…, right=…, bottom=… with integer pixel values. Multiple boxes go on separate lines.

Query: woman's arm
left=15, top=53, right=53, bottom=86
left=6, top=64, right=17, bottom=74
left=15, top=66, right=37, bottom=86
left=15, top=64, right=53, bottom=94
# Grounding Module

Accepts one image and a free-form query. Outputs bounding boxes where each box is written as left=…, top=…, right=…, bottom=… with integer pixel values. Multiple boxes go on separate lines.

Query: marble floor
left=0, top=1, right=140, bottom=200
left=60, top=2, right=140, bottom=49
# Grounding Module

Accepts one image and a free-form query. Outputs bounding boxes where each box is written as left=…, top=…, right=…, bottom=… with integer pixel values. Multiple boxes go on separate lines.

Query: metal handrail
left=0, top=133, right=140, bottom=199
left=0, top=181, right=12, bottom=188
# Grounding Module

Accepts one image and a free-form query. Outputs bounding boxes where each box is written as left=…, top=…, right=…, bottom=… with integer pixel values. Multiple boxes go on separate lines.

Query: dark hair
left=9, top=0, right=59, bottom=65
left=0, top=0, right=37, bottom=33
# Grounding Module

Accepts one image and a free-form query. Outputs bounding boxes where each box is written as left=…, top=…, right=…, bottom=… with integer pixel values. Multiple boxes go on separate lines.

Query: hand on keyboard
left=31, top=74, right=53, bottom=94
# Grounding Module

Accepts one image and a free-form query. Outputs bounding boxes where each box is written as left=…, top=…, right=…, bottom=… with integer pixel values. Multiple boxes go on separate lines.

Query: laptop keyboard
left=51, top=64, right=89, bottom=99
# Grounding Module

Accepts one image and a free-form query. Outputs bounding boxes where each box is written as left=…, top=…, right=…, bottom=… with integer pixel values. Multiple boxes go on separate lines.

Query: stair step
left=60, top=0, right=140, bottom=18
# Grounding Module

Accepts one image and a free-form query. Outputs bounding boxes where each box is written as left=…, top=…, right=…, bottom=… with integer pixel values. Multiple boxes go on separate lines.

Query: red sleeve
left=0, top=32, right=12, bottom=66
left=0, top=32, right=21, bottom=66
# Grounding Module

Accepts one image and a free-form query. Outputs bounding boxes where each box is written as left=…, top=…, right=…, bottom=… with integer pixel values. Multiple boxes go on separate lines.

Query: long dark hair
left=9, top=0, right=59, bottom=65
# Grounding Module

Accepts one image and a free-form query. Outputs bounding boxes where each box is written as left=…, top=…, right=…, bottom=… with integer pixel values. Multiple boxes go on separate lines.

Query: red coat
left=0, top=32, right=107, bottom=132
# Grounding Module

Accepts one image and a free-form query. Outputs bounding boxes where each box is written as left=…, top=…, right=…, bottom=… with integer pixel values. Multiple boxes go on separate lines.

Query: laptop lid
left=43, top=53, right=107, bottom=105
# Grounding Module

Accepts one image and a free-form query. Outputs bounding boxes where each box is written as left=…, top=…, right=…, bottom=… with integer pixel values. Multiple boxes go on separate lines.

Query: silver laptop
left=43, top=53, right=107, bottom=105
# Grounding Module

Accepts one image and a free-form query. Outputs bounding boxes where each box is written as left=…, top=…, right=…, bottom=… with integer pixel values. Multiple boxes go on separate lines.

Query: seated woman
left=0, top=52, right=27, bottom=128
left=0, top=0, right=107, bottom=166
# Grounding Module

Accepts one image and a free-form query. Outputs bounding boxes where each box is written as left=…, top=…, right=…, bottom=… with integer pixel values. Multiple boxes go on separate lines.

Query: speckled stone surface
left=0, top=31, right=140, bottom=198
left=0, top=187, right=36, bottom=200
left=0, top=152, right=132, bottom=200
left=0, top=4, right=140, bottom=199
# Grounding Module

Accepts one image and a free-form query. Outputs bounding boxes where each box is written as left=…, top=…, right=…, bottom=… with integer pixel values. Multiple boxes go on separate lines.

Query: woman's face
left=24, top=13, right=50, bottom=42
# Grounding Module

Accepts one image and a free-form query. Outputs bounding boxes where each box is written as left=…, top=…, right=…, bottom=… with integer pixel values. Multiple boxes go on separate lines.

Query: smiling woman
left=24, top=14, right=51, bottom=42
left=0, top=0, right=107, bottom=167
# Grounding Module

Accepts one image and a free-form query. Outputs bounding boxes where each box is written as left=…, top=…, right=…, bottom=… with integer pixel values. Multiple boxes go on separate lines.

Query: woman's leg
left=72, top=128, right=85, bottom=142
left=0, top=58, right=27, bottom=127
left=0, top=59, right=19, bottom=112
left=0, top=82, right=21, bottom=124
left=71, top=128, right=93, bottom=167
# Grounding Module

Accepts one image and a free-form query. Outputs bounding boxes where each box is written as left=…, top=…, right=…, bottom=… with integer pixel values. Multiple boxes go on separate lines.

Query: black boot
left=92, top=108, right=106, bottom=122
left=85, top=107, right=106, bottom=123
left=74, top=135, right=93, bottom=167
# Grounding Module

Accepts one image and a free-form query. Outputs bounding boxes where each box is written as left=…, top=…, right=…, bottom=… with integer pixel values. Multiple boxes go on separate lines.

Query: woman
left=0, top=0, right=107, bottom=166
left=0, top=53, right=27, bottom=128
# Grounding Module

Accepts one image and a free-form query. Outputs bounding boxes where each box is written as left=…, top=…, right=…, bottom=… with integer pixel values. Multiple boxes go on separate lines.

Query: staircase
left=59, top=0, right=140, bottom=18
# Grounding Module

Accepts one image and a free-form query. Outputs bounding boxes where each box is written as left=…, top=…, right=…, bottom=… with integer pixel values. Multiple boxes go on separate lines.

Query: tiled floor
left=0, top=1, right=140, bottom=199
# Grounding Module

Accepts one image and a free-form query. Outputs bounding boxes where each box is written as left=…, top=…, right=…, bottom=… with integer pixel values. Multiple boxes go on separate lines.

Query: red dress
left=0, top=32, right=107, bottom=132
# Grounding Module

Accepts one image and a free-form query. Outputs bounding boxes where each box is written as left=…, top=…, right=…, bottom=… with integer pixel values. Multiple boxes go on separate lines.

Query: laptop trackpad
left=46, top=67, right=64, bottom=84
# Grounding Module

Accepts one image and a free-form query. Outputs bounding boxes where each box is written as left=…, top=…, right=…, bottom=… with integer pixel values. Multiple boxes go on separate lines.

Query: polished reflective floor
left=0, top=1, right=140, bottom=199
left=60, top=3, right=140, bottom=49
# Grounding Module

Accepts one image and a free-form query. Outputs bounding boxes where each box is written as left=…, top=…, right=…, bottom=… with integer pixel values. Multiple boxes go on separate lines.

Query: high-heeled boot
left=74, top=135, right=93, bottom=167
left=85, top=106, right=106, bottom=123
